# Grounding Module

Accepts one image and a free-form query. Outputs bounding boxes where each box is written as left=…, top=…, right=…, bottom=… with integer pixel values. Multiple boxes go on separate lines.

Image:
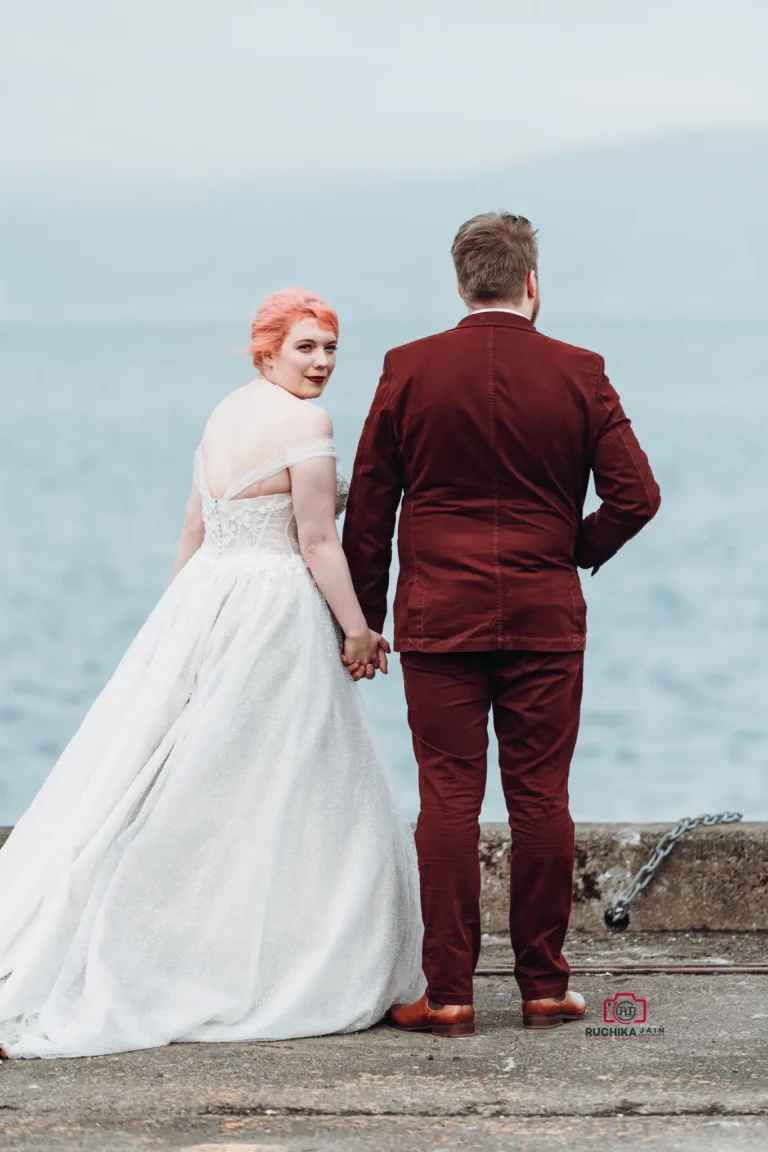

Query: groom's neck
left=467, top=297, right=533, bottom=319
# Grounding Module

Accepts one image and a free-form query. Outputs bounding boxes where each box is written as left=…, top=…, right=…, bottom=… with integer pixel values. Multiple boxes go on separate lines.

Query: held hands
left=340, top=630, right=391, bottom=682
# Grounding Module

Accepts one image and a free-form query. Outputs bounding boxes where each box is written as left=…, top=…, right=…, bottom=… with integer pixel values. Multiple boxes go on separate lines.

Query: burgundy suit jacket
left=342, top=312, right=660, bottom=653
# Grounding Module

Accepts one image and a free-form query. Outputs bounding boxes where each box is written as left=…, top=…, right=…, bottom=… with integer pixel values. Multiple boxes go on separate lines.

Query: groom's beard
left=531, top=292, right=541, bottom=325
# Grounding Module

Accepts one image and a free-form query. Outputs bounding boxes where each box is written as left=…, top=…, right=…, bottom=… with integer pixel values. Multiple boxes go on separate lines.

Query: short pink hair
left=248, top=288, right=339, bottom=370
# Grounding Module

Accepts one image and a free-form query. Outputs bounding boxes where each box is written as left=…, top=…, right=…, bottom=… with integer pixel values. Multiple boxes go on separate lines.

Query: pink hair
left=248, top=288, right=339, bottom=369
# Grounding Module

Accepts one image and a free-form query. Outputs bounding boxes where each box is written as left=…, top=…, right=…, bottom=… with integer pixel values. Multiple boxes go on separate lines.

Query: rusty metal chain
left=603, top=811, right=743, bottom=931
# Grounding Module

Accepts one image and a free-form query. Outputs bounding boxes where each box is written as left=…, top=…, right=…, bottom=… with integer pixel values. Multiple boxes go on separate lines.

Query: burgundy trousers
left=400, top=649, right=584, bottom=1004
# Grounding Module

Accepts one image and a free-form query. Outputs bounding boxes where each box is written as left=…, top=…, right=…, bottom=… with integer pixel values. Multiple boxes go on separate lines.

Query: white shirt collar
left=467, top=307, right=529, bottom=318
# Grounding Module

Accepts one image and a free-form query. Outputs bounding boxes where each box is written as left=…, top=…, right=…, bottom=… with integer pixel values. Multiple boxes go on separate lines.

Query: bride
left=0, top=288, right=423, bottom=1059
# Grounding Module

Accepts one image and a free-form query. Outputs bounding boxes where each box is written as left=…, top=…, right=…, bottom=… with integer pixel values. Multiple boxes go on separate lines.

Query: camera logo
left=603, top=992, right=647, bottom=1024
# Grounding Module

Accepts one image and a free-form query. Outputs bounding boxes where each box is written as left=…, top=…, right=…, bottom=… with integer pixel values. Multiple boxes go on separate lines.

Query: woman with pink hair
left=0, top=289, right=424, bottom=1060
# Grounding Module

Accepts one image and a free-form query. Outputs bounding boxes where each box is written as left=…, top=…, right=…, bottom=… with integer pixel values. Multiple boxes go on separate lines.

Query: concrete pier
left=1, top=824, right=767, bottom=1149
left=1, top=933, right=767, bottom=1150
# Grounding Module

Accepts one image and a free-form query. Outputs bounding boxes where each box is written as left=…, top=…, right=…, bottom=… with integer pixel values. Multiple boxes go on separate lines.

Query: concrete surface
left=479, top=822, right=768, bottom=932
left=2, top=933, right=767, bottom=1151
left=5, top=822, right=766, bottom=934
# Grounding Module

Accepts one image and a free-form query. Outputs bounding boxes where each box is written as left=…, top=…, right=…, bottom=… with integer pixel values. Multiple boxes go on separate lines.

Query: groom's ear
left=457, top=281, right=465, bottom=302
left=527, top=270, right=538, bottom=299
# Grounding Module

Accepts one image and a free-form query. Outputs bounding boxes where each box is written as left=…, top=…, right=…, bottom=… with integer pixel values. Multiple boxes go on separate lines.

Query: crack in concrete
left=198, top=1103, right=768, bottom=1120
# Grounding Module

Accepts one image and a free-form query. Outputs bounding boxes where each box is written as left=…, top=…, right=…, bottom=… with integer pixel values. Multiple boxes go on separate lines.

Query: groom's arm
left=342, top=353, right=403, bottom=634
left=575, top=362, right=661, bottom=573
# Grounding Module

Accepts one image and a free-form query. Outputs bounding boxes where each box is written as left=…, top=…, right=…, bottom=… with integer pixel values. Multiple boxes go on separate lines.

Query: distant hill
left=1, top=130, right=765, bottom=325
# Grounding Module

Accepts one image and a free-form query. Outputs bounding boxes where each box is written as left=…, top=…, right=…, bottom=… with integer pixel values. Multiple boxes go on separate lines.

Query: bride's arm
left=171, top=482, right=205, bottom=578
left=291, top=455, right=388, bottom=678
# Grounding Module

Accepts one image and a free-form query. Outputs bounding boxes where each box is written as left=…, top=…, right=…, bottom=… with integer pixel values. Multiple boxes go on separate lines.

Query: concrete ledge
left=3, top=822, right=767, bottom=932
left=481, top=822, right=768, bottom=932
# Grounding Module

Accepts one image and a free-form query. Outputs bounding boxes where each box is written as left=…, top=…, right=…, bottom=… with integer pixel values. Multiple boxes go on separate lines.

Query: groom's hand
left=375, top=636, right=391, bottom=675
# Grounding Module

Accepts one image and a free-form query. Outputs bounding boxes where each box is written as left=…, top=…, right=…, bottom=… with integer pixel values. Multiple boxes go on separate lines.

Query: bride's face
left=262, top=318, right=338, bottom=399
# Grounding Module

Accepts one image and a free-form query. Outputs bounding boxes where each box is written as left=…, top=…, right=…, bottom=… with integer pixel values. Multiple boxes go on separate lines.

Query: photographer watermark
left=585, top=993, right=665, bottom=1039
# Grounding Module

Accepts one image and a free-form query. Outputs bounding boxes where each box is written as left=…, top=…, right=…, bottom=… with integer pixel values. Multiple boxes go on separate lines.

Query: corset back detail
left=194, top=438, right=349, bottom=559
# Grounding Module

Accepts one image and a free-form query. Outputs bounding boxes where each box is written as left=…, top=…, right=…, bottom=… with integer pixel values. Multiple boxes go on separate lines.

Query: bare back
left=200, top=379, right=331, bottom=500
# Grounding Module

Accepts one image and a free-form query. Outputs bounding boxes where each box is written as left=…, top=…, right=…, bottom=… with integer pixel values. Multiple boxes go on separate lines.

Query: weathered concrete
left=4, top=822, right=767, bottom=932
left=2, top=1116, right=768, bottom=1152
left=1, top=934, right=767, bottom=1151
left=482, top=822, right=768, bottom=933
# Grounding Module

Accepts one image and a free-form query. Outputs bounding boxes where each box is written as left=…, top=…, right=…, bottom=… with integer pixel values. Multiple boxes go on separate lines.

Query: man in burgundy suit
left=342, top=212, right=660, bottom=1035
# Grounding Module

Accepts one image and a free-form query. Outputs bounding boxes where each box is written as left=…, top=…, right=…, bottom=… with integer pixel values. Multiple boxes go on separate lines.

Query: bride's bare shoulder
left=268, top=388, right=333, bottom=439
left=201, top=385, right=332, bottom=444
left=200, top=385, right=254, bottom=434
left=294, top=401, right=333, bottom=440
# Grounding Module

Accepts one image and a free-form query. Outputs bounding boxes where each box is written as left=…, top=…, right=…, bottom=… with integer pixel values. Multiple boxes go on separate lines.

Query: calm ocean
left=1, top=317, right=766, bottom=825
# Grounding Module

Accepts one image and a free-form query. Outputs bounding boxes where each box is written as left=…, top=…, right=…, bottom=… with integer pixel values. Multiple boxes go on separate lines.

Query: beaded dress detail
left=0, top=436, right=422, bottom=1059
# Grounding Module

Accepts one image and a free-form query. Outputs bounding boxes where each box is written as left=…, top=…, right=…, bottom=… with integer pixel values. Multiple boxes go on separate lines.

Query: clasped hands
left=340, top=630, right=391, bottom=681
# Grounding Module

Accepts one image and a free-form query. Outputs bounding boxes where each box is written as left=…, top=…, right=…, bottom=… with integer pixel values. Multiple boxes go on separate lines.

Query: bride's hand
left=341, top=631, right=390, bottom=681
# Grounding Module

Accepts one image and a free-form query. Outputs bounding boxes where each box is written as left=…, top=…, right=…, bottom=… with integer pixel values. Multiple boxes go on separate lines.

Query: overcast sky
left=1, top=0, right=765, bottom=178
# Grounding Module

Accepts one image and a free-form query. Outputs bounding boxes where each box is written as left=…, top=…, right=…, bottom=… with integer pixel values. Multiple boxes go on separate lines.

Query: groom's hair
left=451, top=213, right=538, bottom=305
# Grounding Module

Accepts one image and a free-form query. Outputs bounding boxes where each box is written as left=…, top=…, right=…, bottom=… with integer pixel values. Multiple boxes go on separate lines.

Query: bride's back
left=201, top=381, right=327, bottom=500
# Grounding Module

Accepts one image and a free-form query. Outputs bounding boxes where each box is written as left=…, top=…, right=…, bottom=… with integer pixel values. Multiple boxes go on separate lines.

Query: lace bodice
left=194, top=437, right=349, bottom=558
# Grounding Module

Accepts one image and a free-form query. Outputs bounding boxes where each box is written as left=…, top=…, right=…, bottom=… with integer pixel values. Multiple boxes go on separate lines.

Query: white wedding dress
left=0, top=435, right=423, bottom=1059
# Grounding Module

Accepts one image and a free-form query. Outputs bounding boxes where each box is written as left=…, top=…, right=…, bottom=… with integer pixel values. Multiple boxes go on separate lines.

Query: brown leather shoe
left=522, top=989, right=586, bottom=1030
left=387, top=993, right=475, bottom=1037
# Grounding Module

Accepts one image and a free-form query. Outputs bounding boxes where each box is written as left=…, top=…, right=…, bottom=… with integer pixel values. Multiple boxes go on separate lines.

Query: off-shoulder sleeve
left=223, top=437, right=337, bottom=500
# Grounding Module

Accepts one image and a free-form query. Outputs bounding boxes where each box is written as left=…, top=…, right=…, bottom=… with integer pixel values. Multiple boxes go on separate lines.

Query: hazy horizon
left=0, top=124, right=761, bottom=190
left=1, top=129, right=765, bottom=328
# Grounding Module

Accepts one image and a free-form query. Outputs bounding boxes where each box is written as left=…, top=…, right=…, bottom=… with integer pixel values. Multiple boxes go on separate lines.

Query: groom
left=342, top=212, right=660, bottom=1034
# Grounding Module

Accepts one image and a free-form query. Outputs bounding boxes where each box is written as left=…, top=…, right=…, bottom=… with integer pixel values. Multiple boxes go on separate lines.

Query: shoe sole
left=387, top=1021, right=476, bottom=1037
left=523, top=1013, right=586, bottom=1030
